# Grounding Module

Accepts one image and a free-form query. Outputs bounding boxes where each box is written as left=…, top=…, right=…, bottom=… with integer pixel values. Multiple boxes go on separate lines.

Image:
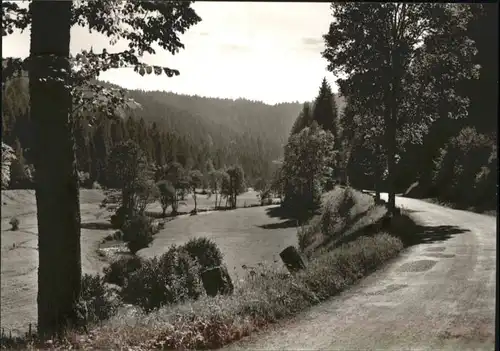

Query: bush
left=9, top=217, right=20, bottom=231
left=14, top=232, right=403, bottom=350
left=122, top=215, right=154, bottom=254
left=63, top=233, right=402, bottom=351
left=432, top=127, right=496, bottom=209
left=103, top=255, right=143, bottom=287
left=181, top=237, right=224, bottom=271
left=121, top=246, right=204, bottom=312
left=110, top=206, right=129, bottom=229
left=80, top=273, right=121, bottom=325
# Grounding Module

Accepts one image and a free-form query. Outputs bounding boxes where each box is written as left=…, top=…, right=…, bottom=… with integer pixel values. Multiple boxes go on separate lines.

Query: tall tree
left=312, top=78, right=339, bottom=143
left=282, top=122, right=336, bottom=219
left=226, top=165, right=245, bottom=209
left=29, top=1, right=79, bottom=337
left=3, top=0, right=201, bottom=336
left=289, top=102, right=313, bottom=136
left=107, top=140, right=149, bottom=216
left=466, top=4, right=498, bottom=135
left=323, top=3, right=478, bottom=214
left=188, top=169, right=203, bottom=212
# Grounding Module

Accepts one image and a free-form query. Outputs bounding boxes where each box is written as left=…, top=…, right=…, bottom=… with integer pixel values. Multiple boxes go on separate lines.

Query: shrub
left=80, top=273, right=121, bottom=325
left=432, top=127, right=496, bottom=208
left=63, top=234, right=403, bottom=351
left=9, top=217, right=19, bottom=231
left=122, top=215, right=154, bottom=254
left=121, top=246, right=203, bottom=312
left=110, top=206, right=130, bottom=229
left=181, top=237, right=224, bottom=271
left=103, top=255, right=144, bottom=287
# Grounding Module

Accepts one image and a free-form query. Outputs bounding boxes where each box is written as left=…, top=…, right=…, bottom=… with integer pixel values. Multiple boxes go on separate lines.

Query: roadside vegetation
left=1, top=187, right=411, bottom=350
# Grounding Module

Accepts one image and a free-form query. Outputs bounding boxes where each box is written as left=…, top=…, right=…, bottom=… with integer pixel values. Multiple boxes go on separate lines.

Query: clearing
left=0, top=189, right=295, bottom=336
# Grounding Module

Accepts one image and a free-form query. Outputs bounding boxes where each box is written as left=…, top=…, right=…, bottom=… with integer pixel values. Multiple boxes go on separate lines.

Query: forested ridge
left=2, top=75, right=344, bottom=188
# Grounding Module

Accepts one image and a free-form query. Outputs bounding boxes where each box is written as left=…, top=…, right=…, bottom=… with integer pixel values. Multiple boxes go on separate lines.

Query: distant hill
left=107, top=82, right=345, bottom=154
left=3, top=76, right=344, bottom=185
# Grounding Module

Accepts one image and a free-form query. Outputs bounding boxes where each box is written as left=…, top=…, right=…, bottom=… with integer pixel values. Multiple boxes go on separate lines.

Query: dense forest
left=1, top=76, right=346, bottom=189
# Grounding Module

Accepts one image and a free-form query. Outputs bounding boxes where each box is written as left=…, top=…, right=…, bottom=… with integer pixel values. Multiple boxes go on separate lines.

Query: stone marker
left=201, top=265, right=234, bottom=297
left=280, top=245, right=306, bottom=273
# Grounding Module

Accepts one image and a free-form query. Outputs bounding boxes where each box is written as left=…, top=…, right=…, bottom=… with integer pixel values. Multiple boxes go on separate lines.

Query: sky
left=2, top=1, right=338, bottom=105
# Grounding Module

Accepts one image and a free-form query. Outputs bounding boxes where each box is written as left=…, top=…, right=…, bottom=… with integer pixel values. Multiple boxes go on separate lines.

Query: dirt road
left=224, top=195, right=496, bottom=350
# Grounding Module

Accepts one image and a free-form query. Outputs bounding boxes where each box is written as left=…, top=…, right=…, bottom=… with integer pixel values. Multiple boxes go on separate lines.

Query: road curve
left=223, top=195, right=496, bottom=351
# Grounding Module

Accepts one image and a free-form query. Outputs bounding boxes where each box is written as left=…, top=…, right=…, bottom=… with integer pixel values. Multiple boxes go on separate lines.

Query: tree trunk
left=374, top=164, right=381, bottom=202
left=384, top=80, right=398, bottom=216
left=193, top=190, right=197, bottom=212
left=280, top=246, right=306, bottom=273
left=214, top=191, right=218, bottom=209
left=30, top=0, right=81, bottom=338
left=387, top=81, right=399, bottom=216
left=122, top=189, right=134, bottom=217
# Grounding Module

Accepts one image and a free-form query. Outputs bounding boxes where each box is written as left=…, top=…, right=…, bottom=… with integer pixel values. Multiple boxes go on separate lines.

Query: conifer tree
left=312, top=78, right=339, bottom=143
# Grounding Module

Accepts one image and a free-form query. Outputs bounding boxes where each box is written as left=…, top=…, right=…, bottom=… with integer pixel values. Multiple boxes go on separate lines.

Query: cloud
left=199, top=31, right=209, bottom=36
left=302, top=37, right=324, bottom=46
left=300, top=37, right=325, bottom=53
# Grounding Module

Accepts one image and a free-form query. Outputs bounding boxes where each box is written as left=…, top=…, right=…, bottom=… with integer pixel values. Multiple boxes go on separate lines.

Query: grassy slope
left=54, top=187, right=404, bottom=350
left=1, top=189, right=112, bottom=336
left=0, top=189, right=292, bottom=336
left=2, top=187, right=407, bottom=349
left=299, top=187, right=388, bottom=256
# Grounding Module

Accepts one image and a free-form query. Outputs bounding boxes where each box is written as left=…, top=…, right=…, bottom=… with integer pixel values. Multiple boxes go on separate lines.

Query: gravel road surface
left=223, top=194, right=496, bottom=351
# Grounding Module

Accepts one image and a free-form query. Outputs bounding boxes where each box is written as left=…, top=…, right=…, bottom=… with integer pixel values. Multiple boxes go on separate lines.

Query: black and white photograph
left=1, top=1, right=497, bottom=349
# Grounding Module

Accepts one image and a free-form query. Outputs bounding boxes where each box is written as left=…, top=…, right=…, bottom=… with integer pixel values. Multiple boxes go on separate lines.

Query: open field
left=0, top=189, right=293, bottom=336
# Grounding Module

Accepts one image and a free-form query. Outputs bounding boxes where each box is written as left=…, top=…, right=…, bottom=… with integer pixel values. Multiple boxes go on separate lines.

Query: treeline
left=2, top=77, right=307, bottom=189
left=278, top=3, right=497, bottom=216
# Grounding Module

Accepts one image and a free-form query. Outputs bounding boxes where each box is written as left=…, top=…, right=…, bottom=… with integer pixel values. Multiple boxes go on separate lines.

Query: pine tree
left=289, top=102, right=313, bottom=136
left=312, top=78, right=339, bottom=142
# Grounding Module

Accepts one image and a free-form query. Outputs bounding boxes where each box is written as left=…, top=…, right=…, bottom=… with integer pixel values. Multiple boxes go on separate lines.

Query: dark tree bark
left=29, top=0, right=81, bottom=338
left=383, top=77, right=398, bottom=215
left=200, top=266, right=234, bottom=297
left=280, top=246, right=306, bottom=273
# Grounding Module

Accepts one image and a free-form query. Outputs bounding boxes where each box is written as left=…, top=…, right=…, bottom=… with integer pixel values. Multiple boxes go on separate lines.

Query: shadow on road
left=397, top=223, right=469, bottom=246
left=328, top=212, right=470, bottom=250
